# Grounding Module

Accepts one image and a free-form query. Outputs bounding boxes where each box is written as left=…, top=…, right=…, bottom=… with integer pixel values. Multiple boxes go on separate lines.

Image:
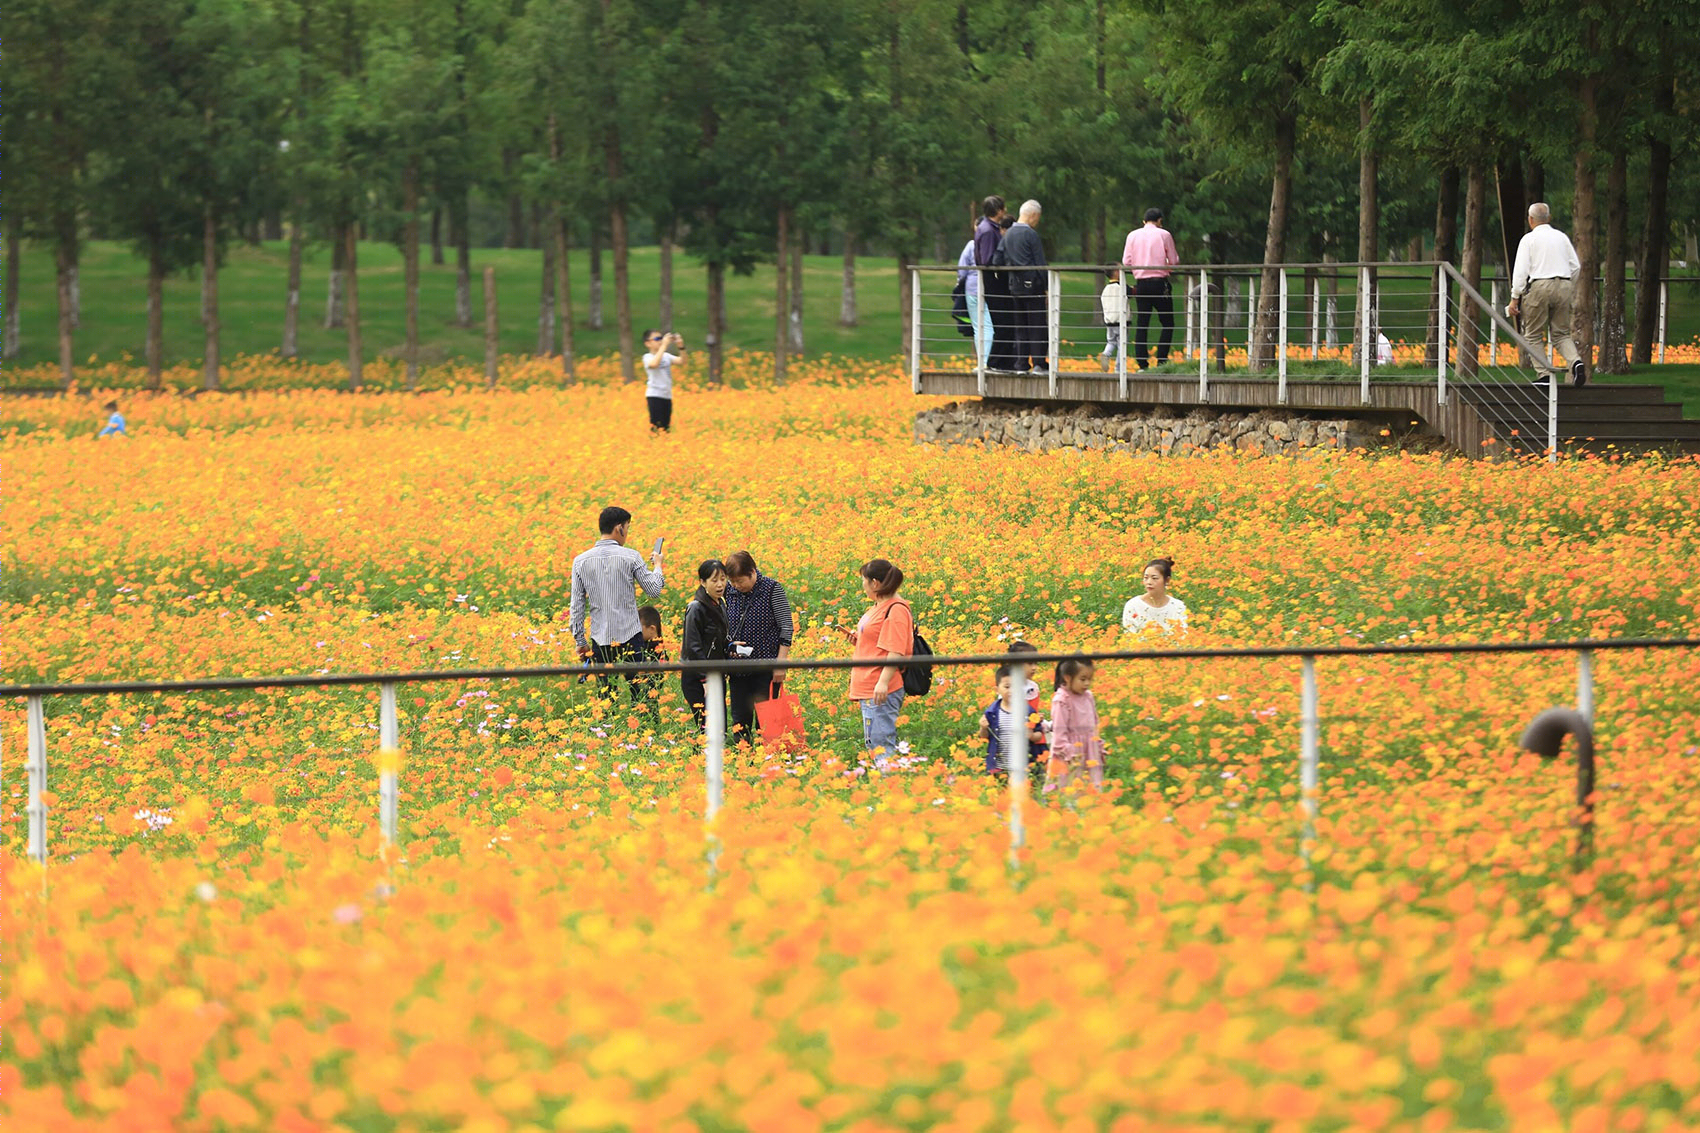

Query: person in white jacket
left=1098, top=269, right=1128, bottom=370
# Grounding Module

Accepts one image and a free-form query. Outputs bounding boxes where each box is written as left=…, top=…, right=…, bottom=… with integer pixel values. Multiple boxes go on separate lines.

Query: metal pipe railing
left=10, top=637, right=1695, bottom=872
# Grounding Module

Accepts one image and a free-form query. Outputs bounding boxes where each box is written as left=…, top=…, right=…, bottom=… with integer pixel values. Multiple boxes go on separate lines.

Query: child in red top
left=1046, top=659, right=1105, bottom=793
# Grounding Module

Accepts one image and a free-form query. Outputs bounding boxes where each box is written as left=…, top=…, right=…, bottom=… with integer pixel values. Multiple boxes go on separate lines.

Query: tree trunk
left=557, top=217, right=576, bottom=379
left=1406, top=235, right=1422, bottom=262
left=774, top=205, right=790, bottom=385
left=146, top=241, right=165, bottom=388
left=404, top=166, right=421, bottom=389
left=324, top=234, right=345, bottom=328
left=1495, top=150, right=1528, bottom=275
left=5, top=212, right=22, bottom=360
left=1456, top=165, right=1488, bottom=380
left=1599, top=146, right=1629, bottom=374
left=264, top=211, right=283, bottom=242
left=283, top=217, right=303, bottom=358
left=344, top=223, right=362, bottom=391
left=789, top=228, right=805, bottom=355
left=1632, top=79, right=1673, bottom=365
left=538, top=223, right=556, bottom=356
left=54, top=219, right=75, bottom=387
left=1354, top=96, right=1378, bottom=368
left=505, top=149, right=524, bottom=249
left=483, top=264, right=499, bottom=388
left=453, top=196, right=472, bottom=328
left=589, top=227, right=604, bottom=330
left=1572, top=71, right=1600, bottom=371
left=1426, top=167, right=1460, bottom=367
left=1250, top=112, right=1296, bottom=371
left=609, top=200, right=636, bottom=381
left=69, top=262, right=80, bottom=329
left=659, top=221, right=674, bottom=331
left=529, top=200, right=542, bottom=250
left=430, top=206, right=444, bottom=266
left=706, top=260, right=725, bottom=386
left=840, top=232, right=858, bottom=326
left=202, top=208, right=220, bottom=390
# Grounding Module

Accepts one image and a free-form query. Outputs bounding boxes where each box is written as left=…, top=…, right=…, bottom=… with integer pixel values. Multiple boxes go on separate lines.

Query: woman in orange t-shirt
left=835, top=559, right=914, bottom=756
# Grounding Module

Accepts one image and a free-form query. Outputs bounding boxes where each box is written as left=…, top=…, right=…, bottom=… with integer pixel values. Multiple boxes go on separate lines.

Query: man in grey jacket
left=1000, top=200, right=1048, bottom=375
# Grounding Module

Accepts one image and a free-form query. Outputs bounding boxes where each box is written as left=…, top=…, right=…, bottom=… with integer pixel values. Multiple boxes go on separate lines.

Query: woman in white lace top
left=1121, top=557, right=1188, bottom=634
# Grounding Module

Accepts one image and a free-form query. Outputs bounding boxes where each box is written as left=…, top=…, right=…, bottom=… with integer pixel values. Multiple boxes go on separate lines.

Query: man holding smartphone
left=569, top=506, right=665, bottom=711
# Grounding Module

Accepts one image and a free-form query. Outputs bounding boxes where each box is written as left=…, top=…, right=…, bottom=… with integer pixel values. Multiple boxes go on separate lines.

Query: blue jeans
left=860, top=689, right=907, bottom=755
left=965, top=290, right=994, bottom=369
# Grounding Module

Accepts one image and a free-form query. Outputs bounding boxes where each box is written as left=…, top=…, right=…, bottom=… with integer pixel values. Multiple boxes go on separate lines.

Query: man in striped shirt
left=722, top=550, right=795, bottom=742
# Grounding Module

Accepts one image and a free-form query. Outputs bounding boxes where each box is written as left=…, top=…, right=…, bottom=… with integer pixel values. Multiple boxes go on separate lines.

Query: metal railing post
left=27, top=695, right=47, bottom=865
left=1359, top=266, right=1372, bottom=402
left=379, top=681, right=399, bottom=848
left=1657, top=280, right=1667, bottom=364
left=1437, top=269, right=1449, bottom=406
left=910, top=268, right=922, bottom=393
left=1117, top=274, right=1129, bottom=398
left=1299, top=655, right=1319, bottom=874
left=1577, top=649, right=1594, bottom=724
left=705, top=670, right=726, bottom=824
left=1198, top=268, right=1210, bottom=403
left=1184, top=287, right=1195, bottom=361
left=1248, top=276, right=1258, bottom=364
left=1548, top=361, right=1559, bottom=464
left=975, top=267, right=987, bottom=396
left=1277, top=268, right=1289, bottom=404
left=1046, top=270, right=1060, bottom=396
left=1005, top=662, right=1029, bottom=869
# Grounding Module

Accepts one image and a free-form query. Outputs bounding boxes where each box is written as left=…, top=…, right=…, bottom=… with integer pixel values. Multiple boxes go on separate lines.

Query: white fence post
left=1359, top=266, right=1372, bottom=403
left=1437, top=269, right=1449, bottom=406
left=1005, top=662, right=1029, bottom=870
left=379, top=681, right=399, bottom=848
left=705, top=670, right=726, bottom=825
left=1577, top=649, right=1594, bottom=724
left=975, top=267, right=987, bottom=396
left=1300, top=655, right=1319, bottom=873
left=1198, top=268, right=1210, bottom=403
left=1117, top=274, right=1129, bottom=399
left=1277, top=268, right=1289, bottom=404
left=27, top=695, right=47, bottom=865
left=1184, top=287, right=1195, bottom=361
left=1548, top=360, right=1559, bottom=464
left=910, top=268, right=922, bottom=393
left=1047, top=270, right=1060, bottom=397
left=1489, top=280, right=1500, bottom=362
left=1309, top=276, right=1320, bottom=359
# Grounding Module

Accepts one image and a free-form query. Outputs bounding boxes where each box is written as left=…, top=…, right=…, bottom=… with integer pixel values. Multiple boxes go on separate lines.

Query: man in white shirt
left=1507, top=202, right=1585, bottom=386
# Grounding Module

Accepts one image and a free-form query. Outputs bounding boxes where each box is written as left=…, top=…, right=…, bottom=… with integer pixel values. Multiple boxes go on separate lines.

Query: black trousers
left=1011, top=292, right=1047, bottom=371
left=729, top=669, right=776, bottom=741
left=592, top=633, right=658, bottom=715
left=680, top=672, right=727, bottom=732
left=647, top=396, right=672, bottom=431
left=1132, top=277, right=1175, bottom=367
left=987, top=286, right=1018, bottom=370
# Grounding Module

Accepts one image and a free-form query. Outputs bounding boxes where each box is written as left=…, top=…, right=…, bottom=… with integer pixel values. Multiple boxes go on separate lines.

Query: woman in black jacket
left=680, top=559, right=731, bottom=730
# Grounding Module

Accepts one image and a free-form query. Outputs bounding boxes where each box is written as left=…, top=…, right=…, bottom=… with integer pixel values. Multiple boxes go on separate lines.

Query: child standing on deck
left=1098, top=270, right=1127, bottom=370
left=1046, top=659, right=1105, bottom=793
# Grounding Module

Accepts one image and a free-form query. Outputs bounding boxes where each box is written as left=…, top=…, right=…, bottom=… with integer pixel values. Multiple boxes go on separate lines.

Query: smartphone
left=653, top=537, right=665, bottom=555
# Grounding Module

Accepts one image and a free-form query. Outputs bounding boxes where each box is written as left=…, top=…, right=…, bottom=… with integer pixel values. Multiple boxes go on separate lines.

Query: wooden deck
left=916, top=369, right=1700, bottom=457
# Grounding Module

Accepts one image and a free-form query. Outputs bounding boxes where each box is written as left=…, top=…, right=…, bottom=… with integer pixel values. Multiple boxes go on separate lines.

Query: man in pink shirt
left=1121, top=207, right=1180, bottom=370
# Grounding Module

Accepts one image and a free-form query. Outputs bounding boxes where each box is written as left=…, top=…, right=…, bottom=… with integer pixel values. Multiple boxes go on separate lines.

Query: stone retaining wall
left=915, top=400, right=1438, bottom=456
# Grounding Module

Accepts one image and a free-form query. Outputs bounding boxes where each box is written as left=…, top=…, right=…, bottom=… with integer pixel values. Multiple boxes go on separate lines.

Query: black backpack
left=902, top=629, right=934, bottom=697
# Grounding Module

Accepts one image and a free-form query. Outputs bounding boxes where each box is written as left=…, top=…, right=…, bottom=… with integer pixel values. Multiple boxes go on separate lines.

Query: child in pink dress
left=1046, top=659, right=1105, bottom=793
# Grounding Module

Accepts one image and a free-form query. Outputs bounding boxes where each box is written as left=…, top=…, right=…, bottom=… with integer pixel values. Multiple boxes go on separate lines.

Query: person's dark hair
left=598, top=506, right=632, bottom=535
left=997, top=215, right=1015, bottom=231
left=982, top=195, right=1005, bottom=218
left=1144, top=207, right=1164, bottom=223
left=1007, top=640, right=1037, bottom=654
left=994, top=663, right=1012, bottom=682
left=1054, top=658, right=1095, bottom=690
left=697, top=559, right=727, bottom=583
left=859, top=558, right=904, bottom=597
left=641, top=328, right=660, bottom=343
left=724, top=550, right=758, bottom=578
left=1144, top=557, right=1175, bottom=582
left=104, top=400, right=120, bottom=412
left=638, top=606, right=662, bottom=631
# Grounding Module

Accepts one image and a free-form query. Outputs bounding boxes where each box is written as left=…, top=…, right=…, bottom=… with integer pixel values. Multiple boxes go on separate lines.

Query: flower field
left=5, top=358, right=1700, bottom=1131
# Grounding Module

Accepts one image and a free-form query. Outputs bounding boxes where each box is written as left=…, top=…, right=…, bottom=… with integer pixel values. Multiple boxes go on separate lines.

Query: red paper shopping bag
left=755, top=685, right=807, bottom=750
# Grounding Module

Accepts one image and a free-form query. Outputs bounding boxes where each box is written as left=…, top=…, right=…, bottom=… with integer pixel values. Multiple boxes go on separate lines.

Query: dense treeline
left=6, top=0, right=1699, bottom=388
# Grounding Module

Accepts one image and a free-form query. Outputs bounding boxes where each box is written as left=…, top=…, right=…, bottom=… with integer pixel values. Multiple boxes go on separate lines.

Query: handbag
left=755, top=683, right=807, bottom=751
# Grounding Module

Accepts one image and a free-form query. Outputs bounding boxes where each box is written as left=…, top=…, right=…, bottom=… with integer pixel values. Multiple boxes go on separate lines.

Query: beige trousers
left=1520, top=277, right=1581, bottom=380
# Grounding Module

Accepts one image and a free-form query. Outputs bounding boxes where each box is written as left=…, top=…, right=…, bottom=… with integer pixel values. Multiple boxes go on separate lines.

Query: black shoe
left=1530, top=374, right=1551, bottom=387
left=1570, top=359, right=1587, bottom=387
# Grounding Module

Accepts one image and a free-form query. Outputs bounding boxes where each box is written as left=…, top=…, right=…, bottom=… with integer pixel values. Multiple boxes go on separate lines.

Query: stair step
left=1553, top=422, right=1700, bottom=440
